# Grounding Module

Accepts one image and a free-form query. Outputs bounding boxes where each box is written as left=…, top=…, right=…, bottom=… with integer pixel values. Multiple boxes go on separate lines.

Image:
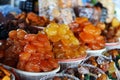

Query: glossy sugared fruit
left=45, top=23, right=86, bottom=59
left=6, top=29, right=58, bottom=72
left=69, top=17, right=105, bottom=50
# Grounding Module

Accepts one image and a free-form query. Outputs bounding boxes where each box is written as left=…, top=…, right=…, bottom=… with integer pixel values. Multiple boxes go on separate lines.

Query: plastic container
left=86, top=48, right=107, bottom=56
left=0, top=63, right=60, bottom=80
left=58, top=55, right=87, bottom=70
left=40, top=73, right=79, bottom=80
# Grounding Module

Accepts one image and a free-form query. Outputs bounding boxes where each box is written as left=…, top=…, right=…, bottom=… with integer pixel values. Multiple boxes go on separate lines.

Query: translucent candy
left=75, top=17, right=88, bottom=24
left=24, top=34, right=37, bottom=41
left=19, top=52, right=31, bottom=61
left=83, top=25, right=96, bottom=35
left=24, top=44, right=36, bottom=54
left=80, top=32, right=94, bottom=43
left=25, top=61, right=41, bottom=72
left=45, top=23, right=58, bottom=36
left=69, top=36, right=79, bottom=46
left=8, top=30, right=17, bottom=39
left=58, top=24, right=69, bottom=35
left=17, top=29, right=27, bottom=40
left=70, top=17, right=105, bottom=50
left=108, top=62, right=116, bottom=74
left=45, top=23, right=86, bottom=59
left=7, top=29, right=58, bottom=72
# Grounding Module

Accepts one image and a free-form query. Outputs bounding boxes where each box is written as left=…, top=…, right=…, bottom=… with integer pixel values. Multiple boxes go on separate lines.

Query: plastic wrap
left=0, top=5, right=21, bottom=16
left=40, top=73, right=79, bottom=80
left=74, top=5, right=107, bottom=25
left=81, top=55, right=120, bottom=80
left=114, top=0, right=120, bottom=21
left=59, top=8, right=76, bottom=24
left=62, top=64, right=107, bottom=80
left=39, top=0, right=76, bottom=24
left=57, top=0, right=73, bottom=8
left=98, top=0, right=115, bottom=23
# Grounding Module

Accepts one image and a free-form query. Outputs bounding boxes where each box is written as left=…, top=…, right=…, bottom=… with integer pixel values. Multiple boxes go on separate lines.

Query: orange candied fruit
left=69, top=17, right=105, bottom=50
left=75, top=17, right=88, bottom=24
left=7, top=29, right=58, bottom=72
left=79, top=32, right=94, bottom=43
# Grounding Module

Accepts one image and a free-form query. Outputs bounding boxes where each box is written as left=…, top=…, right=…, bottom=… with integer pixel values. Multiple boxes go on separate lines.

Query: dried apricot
left=79, top=32, right=94, bottom=43
left=8, top=30, right=17, bottom=39
left=19, top=52, right=31, bottom=61
left=75, top=17, right=88, bottom=24
left=24, top=34, right=37, bottom=41
left=24, top=44, right=36, bottom=53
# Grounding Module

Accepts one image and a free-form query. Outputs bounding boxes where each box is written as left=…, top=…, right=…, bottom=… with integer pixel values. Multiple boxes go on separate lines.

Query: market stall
left=0, top=0, right=120, bottom=80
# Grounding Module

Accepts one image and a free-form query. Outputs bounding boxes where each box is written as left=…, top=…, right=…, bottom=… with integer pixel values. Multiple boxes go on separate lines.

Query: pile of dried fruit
left=102, top=17, right=120, bottom=43
left=83, top=56, right=118, bottom=80
left=45, top=23, right=86, bottom=59
left=69, top=17, right=105, bottom=50
left=64, top=64, right=107, bottom=80
left=3, top=29, right=59, bottom=72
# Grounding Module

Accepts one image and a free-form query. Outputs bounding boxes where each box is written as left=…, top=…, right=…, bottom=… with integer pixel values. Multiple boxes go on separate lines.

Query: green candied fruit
left=84, top=74, right=96, bottom=80
left=84, top=74, right=90, bottom=80
left=108, top=73, right=117, bottom=80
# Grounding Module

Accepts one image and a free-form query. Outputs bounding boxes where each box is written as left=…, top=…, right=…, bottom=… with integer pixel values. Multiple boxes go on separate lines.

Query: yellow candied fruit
left=49, top=35, right=61, bottom=42
left=108, top=62, right=116, bottom=74
left=45, top=23, right=59, bottom=36
left=69, top=36, right=80, bottom=46
left=2, top=76, right=10, bottom=80
left=58, top=24, right=68, bottom=36
left=112, top=17, right=120, bottom=28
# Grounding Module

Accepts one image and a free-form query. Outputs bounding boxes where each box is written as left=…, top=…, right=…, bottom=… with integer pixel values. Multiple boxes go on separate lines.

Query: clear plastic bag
left=0, top=5, right=21, bottom=16
left=59, top=8, right=76, bottom=24
left=39, top=0, right=76, bottom=24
